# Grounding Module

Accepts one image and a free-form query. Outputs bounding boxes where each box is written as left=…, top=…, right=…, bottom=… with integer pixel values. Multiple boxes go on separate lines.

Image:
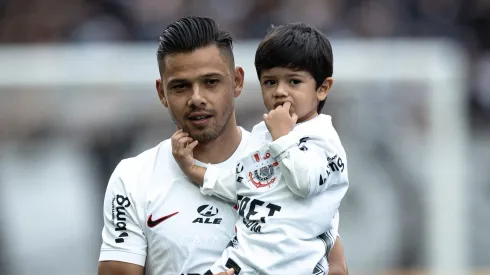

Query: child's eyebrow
left=285, top=73, right=307, bottom=78
left=261, top=72, right=308, bottom=78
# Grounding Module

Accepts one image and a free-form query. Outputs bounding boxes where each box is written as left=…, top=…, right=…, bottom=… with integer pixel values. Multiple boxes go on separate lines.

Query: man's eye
left=173, top=84, right=186, bottom=90
left=206, top=79, right=219, bottom=86
left=289, top=79, right=301, bottom=85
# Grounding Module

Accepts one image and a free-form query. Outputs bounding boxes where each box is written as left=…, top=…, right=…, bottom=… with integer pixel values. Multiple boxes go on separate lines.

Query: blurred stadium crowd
left=0, top=0, right=489, bottom=119
left=0, top=0, right=489, bottom=274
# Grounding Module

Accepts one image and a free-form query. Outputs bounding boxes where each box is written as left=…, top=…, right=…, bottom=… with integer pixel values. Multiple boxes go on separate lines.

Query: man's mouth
left=187, top=112, right=213, bottom=123
left=189, top=115, right=212, bottom=120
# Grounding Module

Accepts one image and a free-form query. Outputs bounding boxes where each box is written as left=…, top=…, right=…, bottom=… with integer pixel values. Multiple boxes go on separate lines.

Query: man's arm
left=327, top=237, right=349, bottom=275
left=98, top=261, right=144, bottom=275
left=98, top=160, right=147, bottom=274
left=98, top=262, right=235, bottom=275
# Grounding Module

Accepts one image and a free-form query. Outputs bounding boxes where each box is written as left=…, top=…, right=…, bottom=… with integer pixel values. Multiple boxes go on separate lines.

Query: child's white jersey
left=202, top=114, right=349, bottom=275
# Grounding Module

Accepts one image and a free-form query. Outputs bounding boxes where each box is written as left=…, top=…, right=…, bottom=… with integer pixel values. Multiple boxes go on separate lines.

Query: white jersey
left=202, top=115, right=349, bottom=275
left=99, top=128, right=250, bottom=275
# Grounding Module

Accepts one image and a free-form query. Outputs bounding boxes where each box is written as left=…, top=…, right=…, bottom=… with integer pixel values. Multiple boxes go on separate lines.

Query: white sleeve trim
left=269, top=132, right=299, bottom=161
left=99, top=249, right=146, bottom=266
left=201, top=164, right=237, bottom=203
left=202, top=164, right=220, bottom=191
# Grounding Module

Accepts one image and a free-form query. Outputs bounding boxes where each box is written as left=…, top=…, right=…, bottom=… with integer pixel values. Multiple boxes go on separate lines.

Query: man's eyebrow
left=166, top=78, right=189, bottom=86
left=201, top=73, right=224, bottom=78
left=166, top=73, right=226, bottom=86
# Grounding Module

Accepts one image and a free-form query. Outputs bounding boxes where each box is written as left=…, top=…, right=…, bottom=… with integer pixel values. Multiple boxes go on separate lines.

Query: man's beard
left=190, top=108, right=233, bottom=143
left=172, top=107, right=233, bottom=143
left=189, top=127, right=220, bottom=143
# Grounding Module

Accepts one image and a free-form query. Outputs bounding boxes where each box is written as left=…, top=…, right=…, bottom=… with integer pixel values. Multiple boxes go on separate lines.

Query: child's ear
left=317, top=77, right=334, bottom=101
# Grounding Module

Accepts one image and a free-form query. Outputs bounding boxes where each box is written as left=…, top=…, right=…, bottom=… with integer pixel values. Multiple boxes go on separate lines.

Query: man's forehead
left=162, top=46, right=231, bottom=80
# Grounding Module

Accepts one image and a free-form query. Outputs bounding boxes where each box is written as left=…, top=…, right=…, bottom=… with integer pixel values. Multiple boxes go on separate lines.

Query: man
left=98, top=16, right=349, bottom=275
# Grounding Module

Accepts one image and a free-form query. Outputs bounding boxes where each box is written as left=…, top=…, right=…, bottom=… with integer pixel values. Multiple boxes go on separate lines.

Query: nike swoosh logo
left=147, top=212, right=179, bottom=228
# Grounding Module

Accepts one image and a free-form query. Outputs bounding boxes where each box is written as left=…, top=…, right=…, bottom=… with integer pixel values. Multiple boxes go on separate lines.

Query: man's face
left=157, top=44, right=243, bottom=142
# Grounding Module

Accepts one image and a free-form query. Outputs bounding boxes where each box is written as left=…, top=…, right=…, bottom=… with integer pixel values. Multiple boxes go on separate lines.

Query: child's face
left=259, top=67, right=331, bottom=122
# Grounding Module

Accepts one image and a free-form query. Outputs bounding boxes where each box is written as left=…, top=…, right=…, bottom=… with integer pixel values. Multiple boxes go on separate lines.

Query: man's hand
left=171, top=129, right=198, bottom=174
left=264, top=102, right=298, bottom=141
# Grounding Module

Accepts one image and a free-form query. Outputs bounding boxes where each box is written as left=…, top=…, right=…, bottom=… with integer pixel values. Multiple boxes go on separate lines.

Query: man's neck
left=193, top=115, right=242, bottom=164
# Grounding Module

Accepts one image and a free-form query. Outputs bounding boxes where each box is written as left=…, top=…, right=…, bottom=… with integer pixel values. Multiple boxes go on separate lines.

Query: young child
left=172, top=23, right=349, bottom=275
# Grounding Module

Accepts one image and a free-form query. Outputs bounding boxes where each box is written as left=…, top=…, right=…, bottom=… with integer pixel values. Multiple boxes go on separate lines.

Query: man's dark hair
left=255, top=23, right=334, bottom=113
left=157, top=16, right=234, bottom=74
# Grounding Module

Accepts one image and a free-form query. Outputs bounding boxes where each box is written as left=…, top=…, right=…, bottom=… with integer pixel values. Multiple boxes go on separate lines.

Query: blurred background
left=0, top=0, right=489, bottom=274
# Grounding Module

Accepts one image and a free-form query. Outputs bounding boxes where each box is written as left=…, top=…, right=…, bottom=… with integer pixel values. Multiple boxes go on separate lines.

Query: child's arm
left=171, top=129, right=237, bottom=203
left=263, top=103, right=348, bottom=198
left=178, top=164, right=238, bottom=203
left=269, top=132, right=348, bottom=198
left=200, top=164, right=238, bottom=203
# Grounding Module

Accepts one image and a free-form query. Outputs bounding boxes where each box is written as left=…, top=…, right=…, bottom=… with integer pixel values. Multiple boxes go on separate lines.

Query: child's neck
left=298, top=110, right=319, bottom=123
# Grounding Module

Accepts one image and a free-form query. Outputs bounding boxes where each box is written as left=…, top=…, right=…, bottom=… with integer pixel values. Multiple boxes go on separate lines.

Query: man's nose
left=189, top=85, right=206, bottom=107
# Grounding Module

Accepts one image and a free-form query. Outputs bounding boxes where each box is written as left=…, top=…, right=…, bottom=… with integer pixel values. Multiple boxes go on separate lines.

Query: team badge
left=247, top=149, right=278, bottom=188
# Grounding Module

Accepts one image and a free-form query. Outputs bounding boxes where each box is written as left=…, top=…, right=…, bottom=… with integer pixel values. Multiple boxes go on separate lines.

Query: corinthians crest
left=247, top=150, right=278, bottom=188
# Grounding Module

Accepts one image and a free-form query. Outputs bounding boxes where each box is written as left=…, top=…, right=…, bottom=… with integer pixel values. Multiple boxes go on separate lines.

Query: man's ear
left=317, top=77, right=334, bottom=101
left=233, top=66, right=245, bottom=98
left=156, top=79, right=168, bottom=108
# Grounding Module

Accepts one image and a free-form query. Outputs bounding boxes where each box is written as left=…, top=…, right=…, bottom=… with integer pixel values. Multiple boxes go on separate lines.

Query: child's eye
left=263, top=80, right=276, bottom=86
left=289, top=79, right=301, bottom=85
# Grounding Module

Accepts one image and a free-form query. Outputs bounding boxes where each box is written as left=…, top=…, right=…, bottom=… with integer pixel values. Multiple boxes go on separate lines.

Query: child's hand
left=171, top=129, right=198, bottom=174
left=264, top=102, right=298, bottom=140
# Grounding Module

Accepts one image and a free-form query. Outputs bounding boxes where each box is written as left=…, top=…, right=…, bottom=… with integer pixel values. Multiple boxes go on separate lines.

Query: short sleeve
left=99, top=160, right=147, bottom=266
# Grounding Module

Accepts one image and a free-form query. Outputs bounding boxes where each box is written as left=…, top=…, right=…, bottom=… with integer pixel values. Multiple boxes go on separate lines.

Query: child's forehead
left=260, top=67, right=312, bottom=78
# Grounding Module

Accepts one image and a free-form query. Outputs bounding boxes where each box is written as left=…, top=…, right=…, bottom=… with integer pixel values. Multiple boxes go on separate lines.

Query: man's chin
left=187, top=129, right=219, bottom=143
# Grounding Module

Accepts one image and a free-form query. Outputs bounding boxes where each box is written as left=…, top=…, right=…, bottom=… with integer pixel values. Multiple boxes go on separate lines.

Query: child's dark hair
left=255, top=23, right=333, bottom=113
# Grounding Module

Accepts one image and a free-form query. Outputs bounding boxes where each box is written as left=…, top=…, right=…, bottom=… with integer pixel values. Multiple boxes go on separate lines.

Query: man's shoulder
left=121, top=139, right=170, bottom=167
left=112, top=139, right=172, bottom=185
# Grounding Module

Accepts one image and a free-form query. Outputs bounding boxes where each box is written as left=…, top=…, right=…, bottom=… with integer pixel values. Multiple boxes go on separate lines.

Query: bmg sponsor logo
left=111, top=194, right=131, bottom=243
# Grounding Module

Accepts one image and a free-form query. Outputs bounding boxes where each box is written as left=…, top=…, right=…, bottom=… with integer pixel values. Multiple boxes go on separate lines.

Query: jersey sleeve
left=268, top=131, right=349, bottom=198
left=99, top=160, right=147, bottom=266
left=200, top=164, right=238, bottom=203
